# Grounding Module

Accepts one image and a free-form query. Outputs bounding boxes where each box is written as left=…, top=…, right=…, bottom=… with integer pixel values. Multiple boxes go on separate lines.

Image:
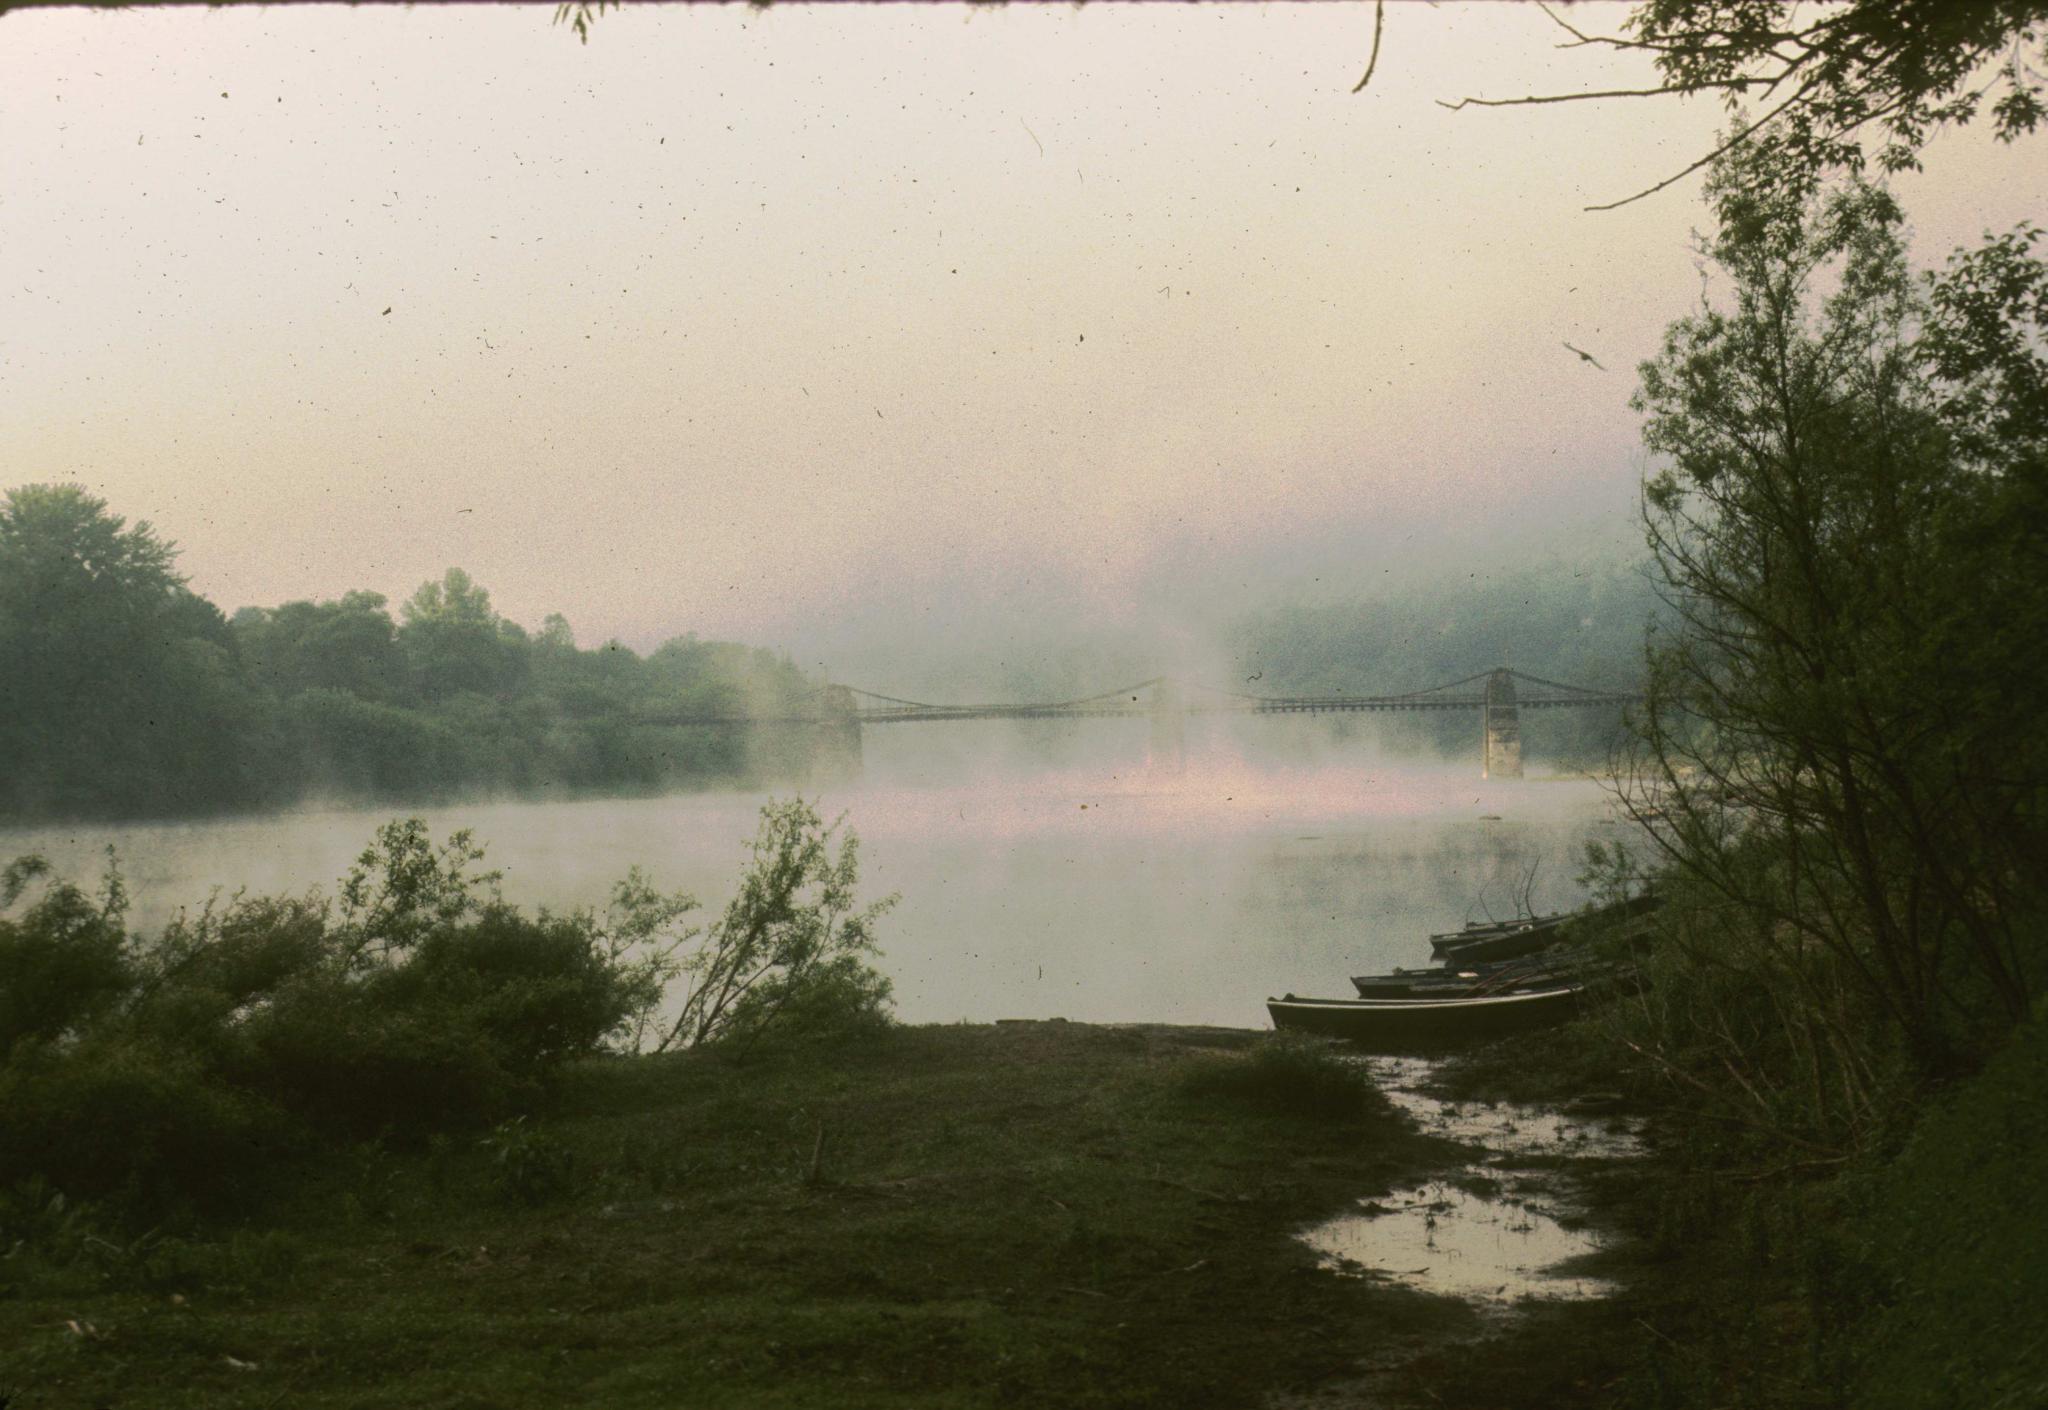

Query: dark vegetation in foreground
left=1415, top=1009, right=2048, bottom=1410
left=0, top=1013, right=1462, bottom=1409
left=1400, top=142, right=2048, bottom=1410
left=0, top=805, right=1467, bottom=1408
left=0, top=798, right=891, bottom=1216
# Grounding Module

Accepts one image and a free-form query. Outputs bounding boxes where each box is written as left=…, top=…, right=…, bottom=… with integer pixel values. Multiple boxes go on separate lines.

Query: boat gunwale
left=1267, top=985, right=1582, bottom=1013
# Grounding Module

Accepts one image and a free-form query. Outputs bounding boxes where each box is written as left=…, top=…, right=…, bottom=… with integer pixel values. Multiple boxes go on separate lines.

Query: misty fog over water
left=0, top=725, right=1624, bottom=1027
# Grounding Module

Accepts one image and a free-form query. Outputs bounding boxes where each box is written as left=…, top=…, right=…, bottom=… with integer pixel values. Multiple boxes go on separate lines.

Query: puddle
left=1299, top=1056, right=1636, bottom=1305
left=1370, top=1056, right=1642, bottom=1163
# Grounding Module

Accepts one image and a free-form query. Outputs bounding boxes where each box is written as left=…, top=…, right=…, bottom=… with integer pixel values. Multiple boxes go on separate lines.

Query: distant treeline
left=1229, top=558, right=1660, bottom=767
left=0, top=484, right=821, bottom=821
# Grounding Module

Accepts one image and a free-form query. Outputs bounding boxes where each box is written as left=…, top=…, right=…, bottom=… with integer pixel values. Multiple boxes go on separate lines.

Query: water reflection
left=1304, top=1180, right=1614, bottom=1303
left=1300, top=1056, right=1636, bottom=1304
left=0, top=758, right=1620, bottom=1028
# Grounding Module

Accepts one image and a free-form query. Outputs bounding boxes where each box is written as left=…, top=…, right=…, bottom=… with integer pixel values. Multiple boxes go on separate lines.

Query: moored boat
left=1427, top=912, right=1572, bottom=963
left=1267, top=984, right=1583, bottom=1049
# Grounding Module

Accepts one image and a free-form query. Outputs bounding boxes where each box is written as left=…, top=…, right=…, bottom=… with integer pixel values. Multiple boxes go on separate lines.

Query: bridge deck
left=639, top=693, right=1637, bottom=728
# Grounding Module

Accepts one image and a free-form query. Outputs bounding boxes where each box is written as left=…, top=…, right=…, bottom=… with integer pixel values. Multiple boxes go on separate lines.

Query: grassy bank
left=1, top=1023, right=1468, bottom=1410
left=1420, top=1008, right=2048, bottom=1410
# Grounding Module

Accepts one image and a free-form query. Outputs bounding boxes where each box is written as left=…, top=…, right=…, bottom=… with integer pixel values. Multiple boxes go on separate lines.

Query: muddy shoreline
left=1269, top=1043, right=1659, bottom=1409
left=2, top=1019, right=1682, bottom=1409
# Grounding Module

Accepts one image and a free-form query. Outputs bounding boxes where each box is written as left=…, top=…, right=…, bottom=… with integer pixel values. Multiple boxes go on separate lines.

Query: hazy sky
left=3, top=3, right=2042, bottom=680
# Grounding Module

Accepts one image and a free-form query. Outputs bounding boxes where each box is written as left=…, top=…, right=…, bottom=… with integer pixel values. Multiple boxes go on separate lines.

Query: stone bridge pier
left=1148, top=679, right=1186, bottom=775
left=1482, top=668, right=1523, bottom=779
left=812, top=684, right=864, bottom=785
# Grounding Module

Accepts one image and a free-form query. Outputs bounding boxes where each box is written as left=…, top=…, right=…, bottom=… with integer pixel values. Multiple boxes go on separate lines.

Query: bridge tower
left=1148, top=679, right=1186, bottom=775
left=813, top=684, right=864, bottom=786
left=1482, top=668, right=1523, bottom=779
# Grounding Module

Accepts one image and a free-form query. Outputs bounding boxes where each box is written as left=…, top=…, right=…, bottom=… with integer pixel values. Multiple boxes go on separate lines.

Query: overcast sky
left=3, top=3, right=2042, bottom=683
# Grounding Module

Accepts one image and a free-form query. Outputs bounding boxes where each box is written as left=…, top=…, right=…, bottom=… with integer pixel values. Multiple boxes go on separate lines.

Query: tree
left=398, top=567, right=525, bottom=700
left=1442, top=1, right=2047, bottom=207
left=536, top=612, right=576, bottom=652
left=1620, top=152, right=2047, bottom=1104
left=0, top=485, right=260, bottom=816
left=233, top=590, right=405, bottom=702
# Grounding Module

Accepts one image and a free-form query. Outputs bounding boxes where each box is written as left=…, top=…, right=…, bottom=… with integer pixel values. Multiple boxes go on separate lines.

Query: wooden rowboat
left=1351, top=953, right=1584, bottom=999
left=1427, top=913, right=1572, bottom=964
left=1266, top=984, right=1583, bottom=1049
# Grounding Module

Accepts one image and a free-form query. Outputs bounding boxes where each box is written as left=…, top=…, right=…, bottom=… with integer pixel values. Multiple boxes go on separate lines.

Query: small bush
left=481, top=1116, right=576, bottom=1206
left=723, top=951, right=896, bottom=1052
left=0, top=1038, right=289, bottom=1212
left=241, top=978, right=522, bottom=1139
left=389, top=904, right=644, bottom=1072
left=0, top=859, right=132, bottom=1050
left=659, top=799, right=896, bottom=1053
left=1181, top=1037, right=1385, bottom=1121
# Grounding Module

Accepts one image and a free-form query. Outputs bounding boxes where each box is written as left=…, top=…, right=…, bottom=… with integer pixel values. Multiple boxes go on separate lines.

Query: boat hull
left=1267, top=985, right=1582, bottom=1050
left=1428, top=915, right=1571, bottom=964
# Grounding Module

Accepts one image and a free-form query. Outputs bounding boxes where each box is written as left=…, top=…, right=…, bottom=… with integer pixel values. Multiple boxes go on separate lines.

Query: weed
left=481, top=1116, right=576, bottom=1206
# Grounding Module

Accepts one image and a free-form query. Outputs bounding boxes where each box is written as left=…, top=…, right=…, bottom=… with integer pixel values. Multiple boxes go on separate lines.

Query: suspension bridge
left=644, top=667, right=1637, bottom=780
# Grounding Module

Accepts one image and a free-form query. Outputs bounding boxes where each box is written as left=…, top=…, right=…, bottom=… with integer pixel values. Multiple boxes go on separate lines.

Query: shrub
left=0, top=804, right=889, bottom=1215
left=722, top=951, right=896, bottom=1052
left=239, top=975, right=522, bottom=1139
left=1844, top=1014, right=2048, bottom=1410
left=0, top=1038, right=289, bottom=1212
left=0, top=857, right=133, bottom=1051
left=389, top=904, right=644, bottom=1072
left=481, top=1116, right=577, bottom=1206
left=1181, top=1037, right=1385, bottom=1121
left=658, top=798, right=896, bottom=1053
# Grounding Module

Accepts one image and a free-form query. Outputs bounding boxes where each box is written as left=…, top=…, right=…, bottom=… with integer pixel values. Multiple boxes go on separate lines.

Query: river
left=0, top=727, right=1625, bottom=1028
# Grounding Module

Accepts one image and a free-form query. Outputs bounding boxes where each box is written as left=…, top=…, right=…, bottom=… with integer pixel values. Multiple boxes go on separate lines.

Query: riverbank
left=3, top=1022, right=1483, bottom=1409
left=18, top=1016, right=2024, bottom=1409
left=1411, top=1012, right=2048, bottom=1410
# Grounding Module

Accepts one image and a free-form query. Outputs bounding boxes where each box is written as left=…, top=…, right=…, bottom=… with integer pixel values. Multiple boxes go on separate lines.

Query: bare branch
left=1585, top=73, right=1826, bottom=211
left=1436, top=83, right=1723, bottom=113
left=1351, top=0, right=1384, bottom=95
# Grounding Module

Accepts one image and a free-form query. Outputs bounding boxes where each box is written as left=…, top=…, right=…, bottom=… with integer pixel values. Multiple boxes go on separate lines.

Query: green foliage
left=1445, top=159, right=2048, bottom=1408
left=337, top=818, right=501, bottom=962
left=1621, top=156, right=2048, bottom=1130
left=398, top=568, right=526, bottom=701
left=0, top=484, right=264, bottom=818
left=1180, top=1035, right=1384, bottom=1121
left=659, top=798, right=897, bottom=1054
left=1842, top=1012, right=2048, bottom=1410
left=392, top=906, right=651, bottom=1072
left=553, top=0, right=614, bottom=46
left=0, top=802, right=892, bottom=1221
left=592, top=866, right=701, bottom=1052
left=480, top=1115, right=577, bottom=1206
left=1502, top=2, right=2046, bottom=206
left=240, top=973, right=526, bottom=1139
left=1646, top=1, right=2045, bottom=175
left=0, top=1037, right=289, bottom=1211
left=0, top=507, right=829, bottom=822
left=723, top=951, right=897, bottom=1051
left=1921, top=222, right=2048, bottom=462
left=233, top=591, right=405, bottom=701
left=0, top=857, right=132, bottom=1051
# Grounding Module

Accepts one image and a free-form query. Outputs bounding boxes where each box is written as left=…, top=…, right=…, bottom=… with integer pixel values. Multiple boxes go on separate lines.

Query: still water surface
left=1301, top=1055, right=1637, bottom=1303
left=0, top=745, right=1624, bottom=1028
